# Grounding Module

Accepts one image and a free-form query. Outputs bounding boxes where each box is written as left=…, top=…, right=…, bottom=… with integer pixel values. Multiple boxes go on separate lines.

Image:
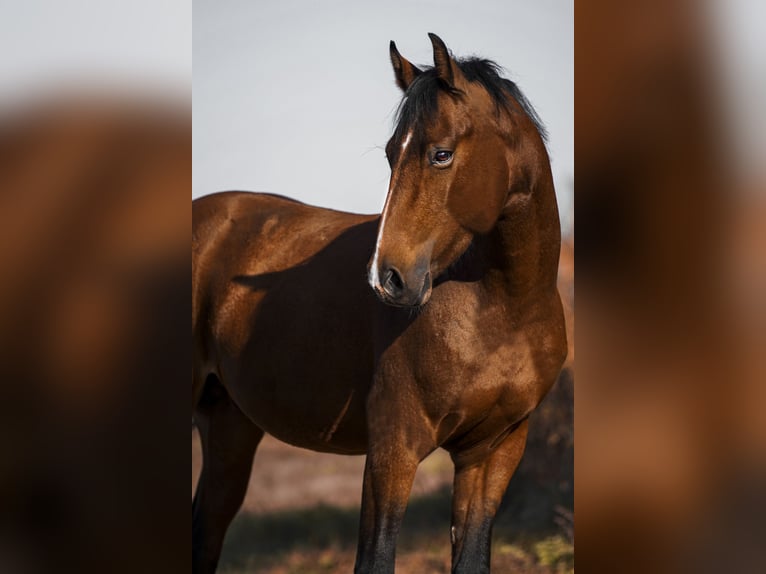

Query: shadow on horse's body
left=193, top=34, right=567, bottom=574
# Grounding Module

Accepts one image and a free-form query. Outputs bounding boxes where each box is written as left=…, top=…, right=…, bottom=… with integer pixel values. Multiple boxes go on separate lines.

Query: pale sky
left=193, top=0, right=574, bottom=232
left=0, top=0, right=190, bottom=103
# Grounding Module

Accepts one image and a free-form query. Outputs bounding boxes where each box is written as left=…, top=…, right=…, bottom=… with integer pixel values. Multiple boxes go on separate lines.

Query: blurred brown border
left=576, top=1, right=765, bottom=572
left=0, top=98, right=191, bottom=574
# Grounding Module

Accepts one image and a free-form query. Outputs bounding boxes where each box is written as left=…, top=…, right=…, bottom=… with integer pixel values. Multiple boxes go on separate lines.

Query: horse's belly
left=264, top=420, right=369, bottom=456
left=225, top=355, right=371, bottom=455
left=213, top=254, right=376, bottom=454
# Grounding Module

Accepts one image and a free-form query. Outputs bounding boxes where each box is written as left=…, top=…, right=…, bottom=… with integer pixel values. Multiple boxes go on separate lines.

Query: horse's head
left=368, top=34, right=548, bottom=307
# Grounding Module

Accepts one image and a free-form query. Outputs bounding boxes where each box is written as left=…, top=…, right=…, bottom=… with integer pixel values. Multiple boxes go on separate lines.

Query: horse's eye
left=433, top=150, right=453, bottom=165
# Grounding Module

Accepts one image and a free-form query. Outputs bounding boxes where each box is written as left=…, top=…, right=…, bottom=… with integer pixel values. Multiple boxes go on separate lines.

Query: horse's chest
left=399, top=300, right=557, bottom=424
left=419, top=296, right=514, bottom=366
left=436, top=328, right=535, bottom=399
left=407, top=306, right=527, bottom=391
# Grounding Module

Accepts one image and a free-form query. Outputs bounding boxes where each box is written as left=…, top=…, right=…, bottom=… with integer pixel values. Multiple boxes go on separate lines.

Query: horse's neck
left=486, top=170, right=561, bottom=296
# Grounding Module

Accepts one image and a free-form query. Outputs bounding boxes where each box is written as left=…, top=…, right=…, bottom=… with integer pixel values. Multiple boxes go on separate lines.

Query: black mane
left=391, top=57, right=548, bottom=152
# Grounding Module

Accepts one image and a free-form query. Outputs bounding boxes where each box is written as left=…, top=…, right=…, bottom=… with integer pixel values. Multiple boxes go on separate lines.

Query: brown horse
left=192, top=34, right=566, bottom=573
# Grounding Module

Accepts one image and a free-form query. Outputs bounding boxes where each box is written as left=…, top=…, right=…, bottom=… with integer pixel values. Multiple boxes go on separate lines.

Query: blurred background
left=576, top=1, right=765, bottom=573
left=0, top=2, right=190, bottom=573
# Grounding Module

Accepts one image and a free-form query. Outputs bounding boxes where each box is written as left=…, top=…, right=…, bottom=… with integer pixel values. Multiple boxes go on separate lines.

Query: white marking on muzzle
left=369, top=130, right=413, bottom=290
left=369, top=192, right=390, bottom=290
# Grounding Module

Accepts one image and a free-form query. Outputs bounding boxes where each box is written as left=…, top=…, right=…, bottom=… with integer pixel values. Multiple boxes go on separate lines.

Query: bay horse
left=192, top=33, right=567, bottom=573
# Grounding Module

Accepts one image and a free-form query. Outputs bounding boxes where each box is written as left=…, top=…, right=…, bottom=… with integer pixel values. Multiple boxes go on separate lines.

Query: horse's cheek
left=447, top=170, right=505, bottom=234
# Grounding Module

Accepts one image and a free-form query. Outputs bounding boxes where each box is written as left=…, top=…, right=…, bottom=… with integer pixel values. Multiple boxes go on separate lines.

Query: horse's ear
left=390, top=41, right=421, bottom=92
left=428, top=33, right=460, bottom=88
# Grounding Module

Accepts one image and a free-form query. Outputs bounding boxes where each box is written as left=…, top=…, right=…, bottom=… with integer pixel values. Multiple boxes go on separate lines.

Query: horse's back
left=192, top=191, right=378, bottom=453
left=192, top=191, right=373, bottom=334
left=192, top=191, right=306, bottom=271
left=193, top=191, right=372, bottom=267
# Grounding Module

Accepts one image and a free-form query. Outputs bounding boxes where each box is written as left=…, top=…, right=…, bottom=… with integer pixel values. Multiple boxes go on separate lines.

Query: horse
left=192, top=33, right=567, bottom=574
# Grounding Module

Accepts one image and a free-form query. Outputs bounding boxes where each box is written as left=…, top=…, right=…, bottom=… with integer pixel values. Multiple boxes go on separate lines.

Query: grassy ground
left=216, top=488, right=573, bottom=574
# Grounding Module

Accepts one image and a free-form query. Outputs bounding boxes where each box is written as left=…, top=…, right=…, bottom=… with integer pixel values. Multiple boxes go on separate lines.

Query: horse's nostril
left=383, top=266, right=405, bottom=296
left=389, top=268, right=404, bottom=291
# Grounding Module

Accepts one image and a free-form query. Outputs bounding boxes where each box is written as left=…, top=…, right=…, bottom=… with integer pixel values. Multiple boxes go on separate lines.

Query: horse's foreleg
left=449, top=419, right=529, bottom=574
left=192, top=381, right=263, bottom=574
left=353, top=430, right=425, bottom=574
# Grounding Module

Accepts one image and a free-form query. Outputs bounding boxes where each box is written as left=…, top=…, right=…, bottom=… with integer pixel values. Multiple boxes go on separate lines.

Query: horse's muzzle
left=373, top=263, right=432, bottom=308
